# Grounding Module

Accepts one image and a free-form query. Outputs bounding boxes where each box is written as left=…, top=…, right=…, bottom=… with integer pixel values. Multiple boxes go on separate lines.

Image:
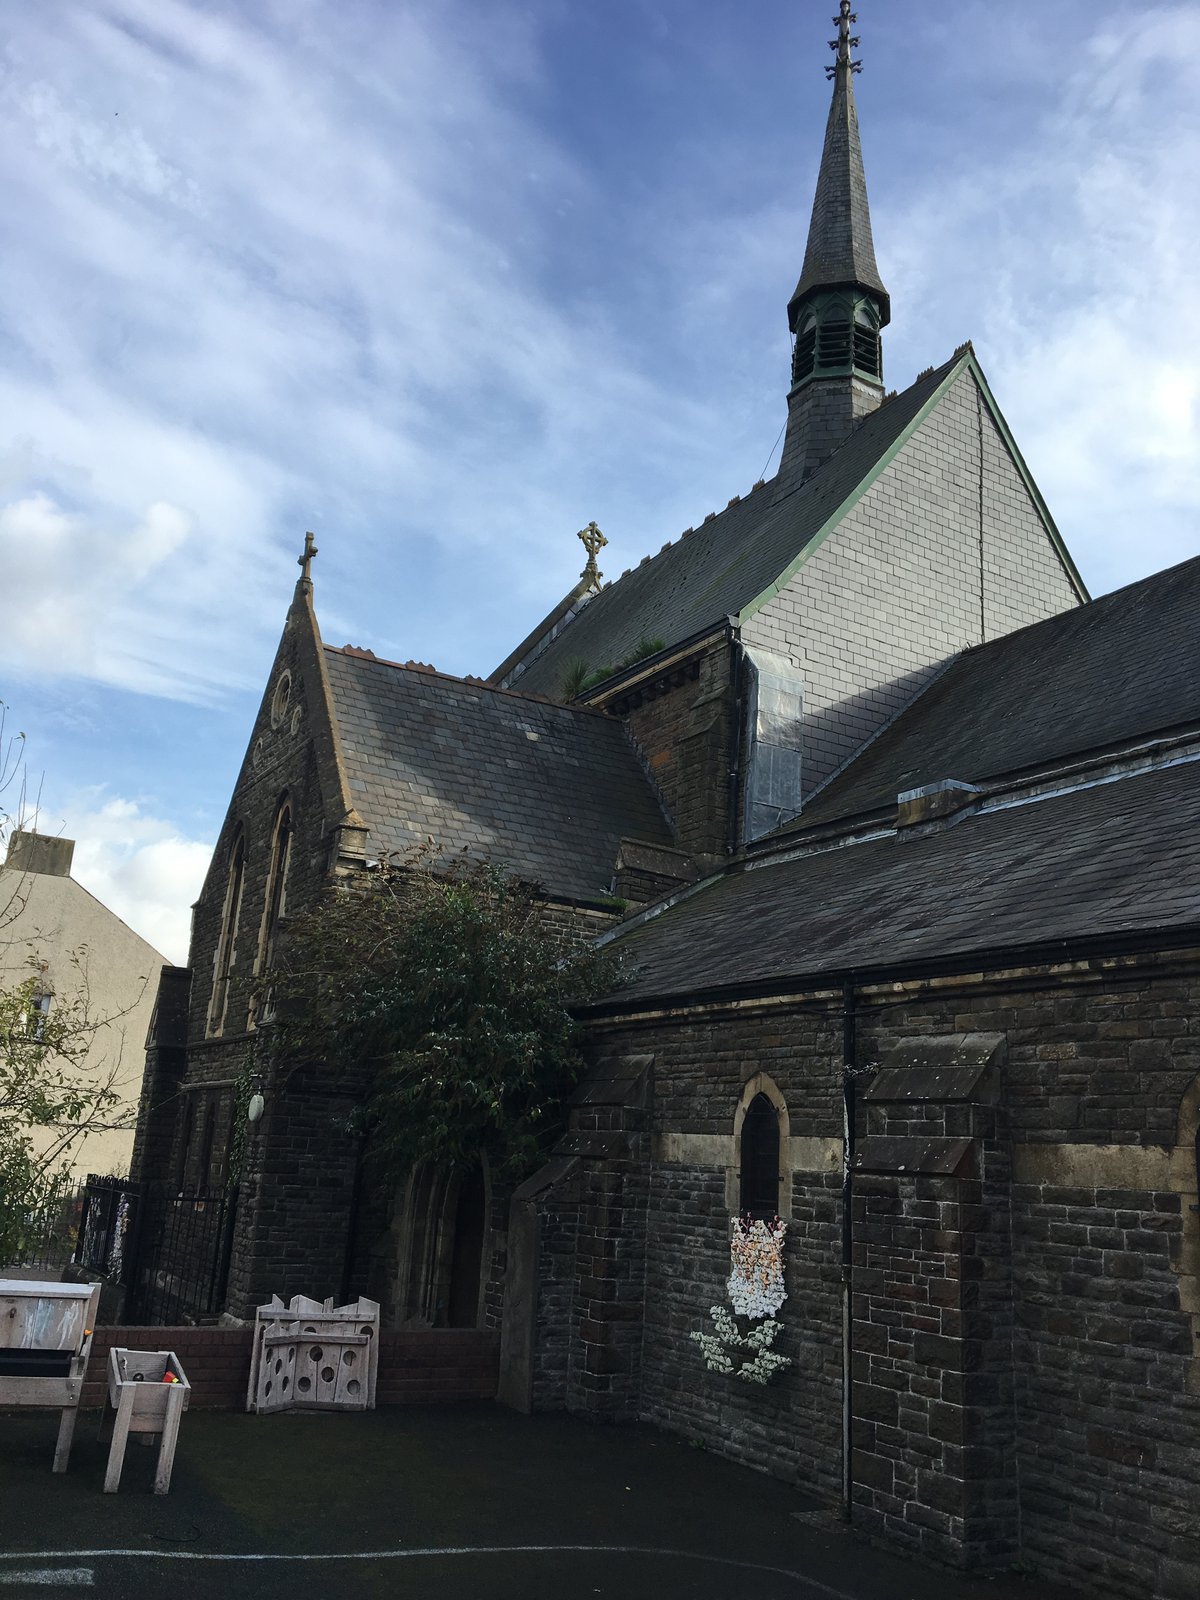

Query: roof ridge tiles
left=324, top=643, right=611, bottom=717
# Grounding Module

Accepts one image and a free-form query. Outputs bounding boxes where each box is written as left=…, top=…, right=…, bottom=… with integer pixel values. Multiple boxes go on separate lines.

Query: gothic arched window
left=207, top=831, right=245, bottom=1037
left=251, top=800, right=293, bottom=1026
left=740, top=1092, right=781, bottom=1220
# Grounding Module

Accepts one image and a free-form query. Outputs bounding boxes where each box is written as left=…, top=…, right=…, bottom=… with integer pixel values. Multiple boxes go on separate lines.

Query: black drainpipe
left=726, top=622, right=745, bottom=857
left=339, top=1133, right=368, bottom=1305
left=841, top=976, right=857, bottom=1523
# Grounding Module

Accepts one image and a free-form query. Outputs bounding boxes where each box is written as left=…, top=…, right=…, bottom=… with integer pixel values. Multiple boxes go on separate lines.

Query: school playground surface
left=0, top=1402, right=1079, bottom=1600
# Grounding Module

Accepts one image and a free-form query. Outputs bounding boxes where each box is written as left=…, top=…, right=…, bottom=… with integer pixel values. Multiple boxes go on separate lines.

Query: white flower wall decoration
left=689, top=1216, right=791, bottom=1386
left=728, top=1215, right=788, bottom=1317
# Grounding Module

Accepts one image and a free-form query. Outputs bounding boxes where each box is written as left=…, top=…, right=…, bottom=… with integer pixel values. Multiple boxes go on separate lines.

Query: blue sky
left=1, top=0, right=1197, bottom=961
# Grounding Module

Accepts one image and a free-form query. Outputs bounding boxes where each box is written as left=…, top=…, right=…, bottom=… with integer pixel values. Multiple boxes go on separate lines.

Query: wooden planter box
left=0, top=1279, right=100, bottom=1473
left=103, top=1346, right=190, bottom=1494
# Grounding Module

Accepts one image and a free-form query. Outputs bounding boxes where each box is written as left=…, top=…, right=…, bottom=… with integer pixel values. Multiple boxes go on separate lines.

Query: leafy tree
left=0, top=703, right=135, bottom=1262
left=263, top=850, right=623, bottom=1182
left=0, top=966, right=126, bottom=1262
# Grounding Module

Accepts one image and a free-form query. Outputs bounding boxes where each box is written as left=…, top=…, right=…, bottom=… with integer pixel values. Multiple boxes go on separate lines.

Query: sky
left=0, top=0, right=1197, bottom=964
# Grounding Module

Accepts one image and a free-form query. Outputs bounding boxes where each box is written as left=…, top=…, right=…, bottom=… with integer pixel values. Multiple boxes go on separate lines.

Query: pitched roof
left=323, top=648, right=673, bottom=902
left=788, top=54, right=889, bottom=327
left=798, top=554, right=1200, bottom=829
left=602, top=757, right=1200, bottom=1005
left=508, top=352, right=963, bottom=698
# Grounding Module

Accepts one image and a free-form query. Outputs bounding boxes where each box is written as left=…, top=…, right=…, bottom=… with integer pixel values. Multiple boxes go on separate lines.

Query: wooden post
left=52, top=1403, right=78, bottom=1473
left=103, top=1380, right=137, bottom=1493
left=153, top=1383, right=186, bottom=1495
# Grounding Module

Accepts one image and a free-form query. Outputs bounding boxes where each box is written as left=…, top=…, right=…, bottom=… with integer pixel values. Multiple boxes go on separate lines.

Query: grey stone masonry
left=852, top=1037, right=1018, bottom=1567
left=744, top=366, right=1082, bottom=799
left=603, top=637, right=734, bottom=864
left=529, top=948, right=1200, bottom=1600
left=128, top=966, right=191, bottom=1187
left=142, top=572, right=632, bottom=1330
left=779, top=373, right=883, bottom=486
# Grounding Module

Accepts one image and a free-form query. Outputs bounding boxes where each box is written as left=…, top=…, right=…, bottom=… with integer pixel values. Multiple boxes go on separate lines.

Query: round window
left=270, top=671, right=292, bottom=729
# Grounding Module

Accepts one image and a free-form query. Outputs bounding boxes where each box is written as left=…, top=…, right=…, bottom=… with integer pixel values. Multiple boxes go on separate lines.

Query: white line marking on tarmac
left=0, top=1571, right=94, bottom=1588
left=0, top=1547, right=856, bottom=1597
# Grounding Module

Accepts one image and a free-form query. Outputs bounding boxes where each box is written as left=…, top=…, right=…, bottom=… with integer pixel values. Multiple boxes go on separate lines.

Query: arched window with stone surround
left=250, top=797, right=293, bottom=1027
left=207, top=829, right=245, bottom=1037
left=729, top=1074, right=792, bottom=1221
left=740, top=1095, right=781, bottom=1219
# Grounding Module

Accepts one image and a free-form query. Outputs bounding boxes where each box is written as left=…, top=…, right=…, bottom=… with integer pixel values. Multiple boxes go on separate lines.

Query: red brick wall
left=376, top=1330, right=498, bottom=1404
left=81, top=1326, right=498, bottom=1409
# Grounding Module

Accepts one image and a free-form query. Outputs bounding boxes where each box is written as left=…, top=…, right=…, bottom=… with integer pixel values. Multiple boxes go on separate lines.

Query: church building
left=131, top=9, right=1200, bottom=1598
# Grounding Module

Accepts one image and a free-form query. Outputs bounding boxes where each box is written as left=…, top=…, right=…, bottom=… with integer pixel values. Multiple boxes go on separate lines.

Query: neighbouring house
left=1, top=829, right=166, bottom=1185
left=129, top=9, right=1199, bottom=1599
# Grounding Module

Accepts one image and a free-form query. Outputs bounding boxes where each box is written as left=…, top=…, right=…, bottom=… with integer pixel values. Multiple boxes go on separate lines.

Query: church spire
left=789, top=3, right=889, bottom=332
left=779, top=4, right=890, bottom=484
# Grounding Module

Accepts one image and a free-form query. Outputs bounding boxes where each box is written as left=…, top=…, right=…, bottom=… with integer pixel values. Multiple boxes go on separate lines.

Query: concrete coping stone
left=854, top=1134, right=977, bottom=1178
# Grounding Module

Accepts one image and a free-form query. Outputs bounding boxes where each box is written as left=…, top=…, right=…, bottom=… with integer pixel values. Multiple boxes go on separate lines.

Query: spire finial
left=298, top=531, right=318, bottom=583
left=826, top=2, right=861, bottom=79
left=577, top=521, right=608, bottom=593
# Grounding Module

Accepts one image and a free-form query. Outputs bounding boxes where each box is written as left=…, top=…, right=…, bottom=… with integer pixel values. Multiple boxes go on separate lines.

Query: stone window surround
left=206, top=828, right=245, bottom=1038
left=249, top=795, right=293, bottom=1029
left=728, top=1073, right=792, bottom=1220
left=269, top=670, right=292, bottom=730
left=390, top=1155, right=493, bottom=1329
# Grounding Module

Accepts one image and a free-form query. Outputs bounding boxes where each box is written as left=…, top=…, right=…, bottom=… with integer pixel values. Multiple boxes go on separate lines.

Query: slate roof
left=604, top=757, right=1200, bottom=1004
left=323, top=648, right=674, bottom=902
left=509, top=352, right=962, bottom=698
left=798, top=554, right=1200, bottom=829
left=789, top=57, right=889, bottom=327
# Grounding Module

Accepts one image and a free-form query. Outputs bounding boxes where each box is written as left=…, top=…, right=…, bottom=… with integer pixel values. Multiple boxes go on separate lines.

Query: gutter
left=578, top=622, right=729, bottom=706
left=725, top=621, right=744, bottom=857
left=579, top=925, right=1200, bottom=1021
left=748, top=726, right=1200, bottom=868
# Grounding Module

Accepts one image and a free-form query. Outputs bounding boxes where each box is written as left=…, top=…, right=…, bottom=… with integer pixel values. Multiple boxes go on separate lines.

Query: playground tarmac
left=0, top=1402, right=1079, bottom=1600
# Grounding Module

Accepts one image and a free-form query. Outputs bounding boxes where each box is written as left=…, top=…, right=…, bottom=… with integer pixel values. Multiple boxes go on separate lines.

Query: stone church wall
left=602, top=636, right=735, bottom=862
left=530, top=949, right=1200, bottom=1600
left=742, top=366, right=1084, bottom=801
left=142, top=563, right=629, bottom=1329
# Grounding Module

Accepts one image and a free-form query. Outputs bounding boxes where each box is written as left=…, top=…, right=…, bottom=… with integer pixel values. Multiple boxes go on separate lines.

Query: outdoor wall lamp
left=247, top=1092, right=265, bottom=1124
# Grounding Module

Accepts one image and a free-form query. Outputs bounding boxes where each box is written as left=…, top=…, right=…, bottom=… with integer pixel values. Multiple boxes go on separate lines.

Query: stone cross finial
left=577, top=521, right=608, bottom=593
left=826, top=2, right=862, bottom=78
left=298, top=531, right=318, bottom=582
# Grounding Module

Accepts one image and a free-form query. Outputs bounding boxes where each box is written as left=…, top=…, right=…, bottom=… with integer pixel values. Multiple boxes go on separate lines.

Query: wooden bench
left=0, top=1278, right=101, bottom=1472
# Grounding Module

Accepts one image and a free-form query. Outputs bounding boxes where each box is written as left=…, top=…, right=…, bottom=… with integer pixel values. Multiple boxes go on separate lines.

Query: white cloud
left=0, top=0, right=1195, bottom=958
left=0, top=0, right=719, bottom=700
left=0, top=493, right=198, bottom=686
left=47, top=793, right=210, bottom=965
left=875, top=3, right=1200, bottom=595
